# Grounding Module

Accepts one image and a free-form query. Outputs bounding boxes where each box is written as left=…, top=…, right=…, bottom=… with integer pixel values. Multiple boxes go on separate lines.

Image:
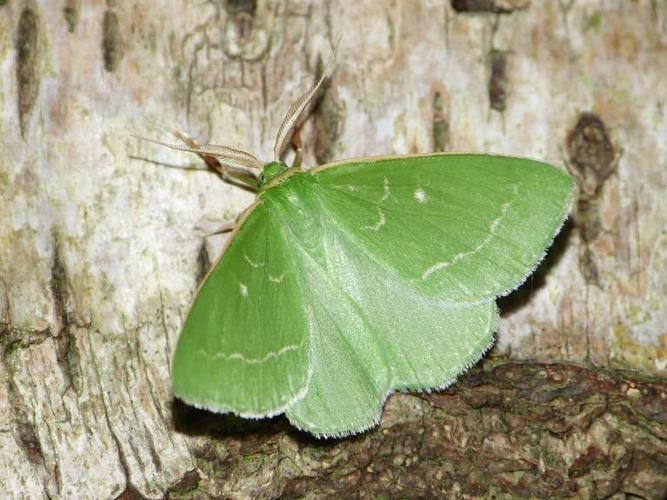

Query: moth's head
left=258, top=161, right=290, bottom=189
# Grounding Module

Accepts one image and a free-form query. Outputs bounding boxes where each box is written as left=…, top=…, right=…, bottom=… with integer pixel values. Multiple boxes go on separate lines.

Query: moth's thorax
left=259, top=173, right=324, bottom=234
left=258, top=161, right=290, bottom=189
left=259, top=171, right=312, bottom=205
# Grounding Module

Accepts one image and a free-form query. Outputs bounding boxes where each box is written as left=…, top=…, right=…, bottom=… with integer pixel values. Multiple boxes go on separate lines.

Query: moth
left=147, top=56, right=574, bottom=438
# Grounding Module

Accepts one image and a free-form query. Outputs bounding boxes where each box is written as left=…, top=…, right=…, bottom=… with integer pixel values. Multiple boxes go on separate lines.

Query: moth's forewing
left=171, top=199, right=311, bottom=417
left=311, top=154, right=575, bottom=302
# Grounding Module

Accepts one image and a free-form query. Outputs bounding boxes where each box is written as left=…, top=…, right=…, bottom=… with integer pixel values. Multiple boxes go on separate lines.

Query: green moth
left=151, top=63, right=574, bottom=438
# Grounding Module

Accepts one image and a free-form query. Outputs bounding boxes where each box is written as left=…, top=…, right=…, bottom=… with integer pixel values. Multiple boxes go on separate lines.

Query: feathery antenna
left=132, top=135, right=263, bottom=171
left=273, top=36, right=341, bottom=161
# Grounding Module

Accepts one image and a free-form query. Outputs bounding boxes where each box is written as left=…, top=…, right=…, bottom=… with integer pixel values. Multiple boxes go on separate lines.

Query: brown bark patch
left=432, top=91, right=450, bottom=152
left=489, top=49, right=508, bottom=112
left=16, top=6, right=40, bottom=137
left=451, top=0, right=530, bottom=14
left=102, top=8, right=123, bottom=72
left=566, top=113, right=618, bottom=286
left=63, top=0, right=79, bottom=33
left=567, top=113, right=616, bottom=197
left=313, top=56, right=345, bottom=165
left=16, top=421, right=44, bottom=465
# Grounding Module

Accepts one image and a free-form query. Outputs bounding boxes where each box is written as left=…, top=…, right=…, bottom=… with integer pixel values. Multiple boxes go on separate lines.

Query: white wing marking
left=244, top=254, right=265, bottom=268
left=198, top=339, right=306, bottom=365
left=421, top=196, right=514, bottom=280
left=267, top=271, right=286, bottom=283
left=379, top=176, right=391, bottom=202
left=414, top=188, right=428, bottom=203
left=362, top=208, right=386, bottom=231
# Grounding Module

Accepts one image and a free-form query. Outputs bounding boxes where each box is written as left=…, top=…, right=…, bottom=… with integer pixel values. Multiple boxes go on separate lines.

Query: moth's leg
left=197, top=221, right=235, bottom=237
left=126, top=155, right=211, bottom=173
left=291, top=126, right=303, bottom=169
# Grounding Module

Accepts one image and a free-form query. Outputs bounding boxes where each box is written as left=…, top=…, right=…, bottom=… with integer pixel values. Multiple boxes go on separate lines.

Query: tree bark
left=171, top=362, right=667, bottom=498
left=1, top=0, right=665, bottom=497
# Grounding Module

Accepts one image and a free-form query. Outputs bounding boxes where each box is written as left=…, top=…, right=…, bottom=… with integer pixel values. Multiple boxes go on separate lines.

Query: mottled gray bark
left=1, top=0, right=665, bottom=497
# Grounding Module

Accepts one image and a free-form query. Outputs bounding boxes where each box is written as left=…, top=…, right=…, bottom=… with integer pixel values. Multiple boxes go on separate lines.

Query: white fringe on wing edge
left=493, top=180, right=576, bottom=301
left=286, top=305, right=499, bottom=439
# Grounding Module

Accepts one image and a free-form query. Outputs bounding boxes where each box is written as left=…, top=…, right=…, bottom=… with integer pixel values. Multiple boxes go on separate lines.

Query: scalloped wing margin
left=265, top=176, right=502, bottom=437
left=282, top=154, right=572, bottom=437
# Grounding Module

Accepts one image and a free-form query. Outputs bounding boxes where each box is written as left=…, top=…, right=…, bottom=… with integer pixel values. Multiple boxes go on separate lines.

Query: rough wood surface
left=169, top=362, right=667, bottom=499
left=1, top=0, right=666, bottom=497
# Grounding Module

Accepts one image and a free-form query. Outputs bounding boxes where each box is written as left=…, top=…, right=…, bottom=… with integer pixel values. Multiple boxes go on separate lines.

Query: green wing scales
left=281, top=154, right=570, bottom=436
left=171, top=201, right=311, bottom=418
left=172, top=153, right=573, bottom=437
left=311, top=154, right=575, bottom=303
